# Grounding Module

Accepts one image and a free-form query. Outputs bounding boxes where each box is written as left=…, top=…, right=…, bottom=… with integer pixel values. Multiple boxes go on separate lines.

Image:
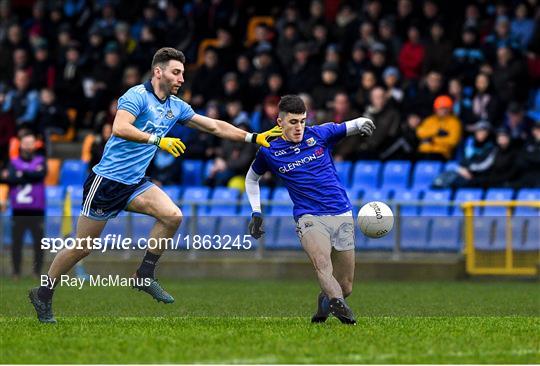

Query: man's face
left=532, top=127, right=540, bottom=141
left=156, top=60, right=185, bottom=95
left=496, top=134, right=510, bottom=148
left=427, top=72, right=442, bottom=92
left=14, top=71, right=29, bottom=91
left=435, top=107, right=450, bottom=117
left=20, top=135, right=36, bottom=156
left=277, top=112, right=306, bottom=143
left=334, top=94, right=349, bottom=114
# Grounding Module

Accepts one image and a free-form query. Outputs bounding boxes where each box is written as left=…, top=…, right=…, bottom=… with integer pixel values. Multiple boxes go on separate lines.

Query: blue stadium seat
left=260, top=216, right=279, bottom=248
left=473, top=217, right=497, bottom=250
left=131, top=213, right=156, bottom=244
left=514, top=189, right=540, bottom=216
left=45, top=215, right=62, bottom=239
left=269, top=187, right=293, bottom=216
left=444, top=161, right=459, bottom=172
left=334, top=161, right=352, bottom=187
left=181, top=186, right=210, bottom=216
left=392, top=189, right=422, bottom=216
left=161, top=186, right=181, bottom=203
left=429, top=217, right=461, bottom=251
left=419, top=190, right=452, bottom=216
left=60, top=160, right=88, bottom=187
left=519, top=217, right=540, bottom=251
left=191, top=216, right=219, bottom=238
left=203, top=160, right=214, bottom=181
left=400, top=217, right=430, bottom=251
left=347, top=187, right=363, bottom=214
left=452, top=188, right=484, bottom=216
left=411, top=161, right=442, bottom=190
left=351, top=161, right=381, bottom=190
left=240, top=186, right=271, bottom=215
left=360, top=188, right=392, bottom=203
left=217, top=217, right=255, bottom=250
left=490, top=217, right=527, bottom=251
left=181, top=160, right=204, bottom=186
left=208, top=187, right=240, bottom=216
left=70, top=186, right=85, bottom=211
left=46, top=186, right=65, bottom=210
left=357, top=229, right=395, bottom=251
left=271, top=218, right=300, bottom=250
left=381, top=161, right=411, bottom=190
left=482, top=189, right=514, bottom=216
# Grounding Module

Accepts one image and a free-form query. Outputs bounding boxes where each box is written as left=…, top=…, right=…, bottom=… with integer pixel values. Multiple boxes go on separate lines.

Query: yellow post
left=505, top=206, right=513, bottom=271
left=463, top=203, right=475, bottom=274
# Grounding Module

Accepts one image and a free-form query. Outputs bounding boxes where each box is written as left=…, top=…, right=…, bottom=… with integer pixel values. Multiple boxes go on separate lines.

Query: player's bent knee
left=160, top=209, right=183, bottom=230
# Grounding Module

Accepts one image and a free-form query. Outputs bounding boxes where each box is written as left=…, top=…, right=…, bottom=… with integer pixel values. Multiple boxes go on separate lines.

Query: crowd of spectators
left=0, top=0, right=539, bottom=188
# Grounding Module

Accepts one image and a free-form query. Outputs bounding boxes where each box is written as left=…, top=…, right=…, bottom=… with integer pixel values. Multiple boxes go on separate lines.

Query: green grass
left=1, top=279, right=539, bottom=364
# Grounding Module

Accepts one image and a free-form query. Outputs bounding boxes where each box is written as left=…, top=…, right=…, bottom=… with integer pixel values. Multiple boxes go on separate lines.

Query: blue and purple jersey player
left=245, top=95, right=375, bottom=324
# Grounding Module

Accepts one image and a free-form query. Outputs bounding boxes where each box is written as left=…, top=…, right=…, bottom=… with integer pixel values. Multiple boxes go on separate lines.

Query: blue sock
left=136, top=251, right=160, bottom=279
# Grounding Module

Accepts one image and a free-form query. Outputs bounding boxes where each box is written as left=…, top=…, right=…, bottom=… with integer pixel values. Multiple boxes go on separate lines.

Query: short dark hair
left=151, top=47, right=185, bottom=68
left=278, top=95, right=306, bottom=116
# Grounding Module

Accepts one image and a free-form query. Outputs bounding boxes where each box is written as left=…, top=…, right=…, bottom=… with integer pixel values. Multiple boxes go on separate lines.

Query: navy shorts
left=80, top=171, right=154, bottom=220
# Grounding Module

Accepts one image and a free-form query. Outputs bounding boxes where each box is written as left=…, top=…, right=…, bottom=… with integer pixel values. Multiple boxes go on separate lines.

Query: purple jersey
left=9, top=156, right=46, bottom=211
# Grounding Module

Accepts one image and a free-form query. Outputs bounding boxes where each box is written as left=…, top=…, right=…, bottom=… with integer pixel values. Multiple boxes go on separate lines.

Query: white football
left=358, top=201, right=394, bottom=238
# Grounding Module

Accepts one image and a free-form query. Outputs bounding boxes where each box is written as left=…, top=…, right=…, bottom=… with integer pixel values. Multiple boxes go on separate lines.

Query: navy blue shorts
left=80, top=171, right=154, bottom=220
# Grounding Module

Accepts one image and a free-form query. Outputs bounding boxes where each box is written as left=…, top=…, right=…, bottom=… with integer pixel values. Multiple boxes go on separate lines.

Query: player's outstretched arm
left=112, top=110, right=186, bottom=157
left=245, top=167, right=265, bottom=239
left=187, top=114, right=282, bottom=147
left=344, top=117, right=376, bottom=137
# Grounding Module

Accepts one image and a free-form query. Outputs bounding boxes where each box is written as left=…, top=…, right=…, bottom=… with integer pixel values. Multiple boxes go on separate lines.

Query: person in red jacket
left=398, top=24, right=425, bottom=81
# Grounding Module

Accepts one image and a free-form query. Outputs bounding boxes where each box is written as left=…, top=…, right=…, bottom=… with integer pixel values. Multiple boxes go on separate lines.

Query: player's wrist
left=245, top=133, right=258, bottom=144
left=148, top=134, right=161, bottom=146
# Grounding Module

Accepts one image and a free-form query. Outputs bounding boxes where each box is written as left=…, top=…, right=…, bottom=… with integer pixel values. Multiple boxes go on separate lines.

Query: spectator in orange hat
left=416, top=95, right=462, bottom=160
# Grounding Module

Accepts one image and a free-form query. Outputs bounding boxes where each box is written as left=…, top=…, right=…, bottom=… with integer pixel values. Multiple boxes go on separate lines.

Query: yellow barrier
left=462, top=201, right=540, bottom=276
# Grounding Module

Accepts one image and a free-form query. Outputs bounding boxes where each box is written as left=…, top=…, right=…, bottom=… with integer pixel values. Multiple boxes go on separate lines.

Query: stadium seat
left=392, top=189, right=422, bottom=216
left=60, top=160, right=88, bottom=187
left=181, top=186, right=210, bottom=216
left=429, top=217, right=461, bottom=251
left=411, top=161, right=442, bottom=190
left=400, top=217, right=430, bottom=251
left=269, top=187, right=293, bottom=216
left=359, top=188, right=392, bottom=203
left=181, top=160, right=204, bottom=186
left=381, top=161, right=411, bottom=190
left=260, top=216, right=279, bottom=248
left=217, top=217, right=255, bottom=250
left=191, top=216, right=219, bottom=238
left=514, top=189, right=540, bottom=216
left=334, top=161, right=352, bottom=187
left=443, top=161, right=459, bottom=172
left=203, top=160, right=214, bottom=181
left=452, top=188, right=484, bottom=216
left=271, top=218, right=300, bottom=250
left=46, top=186, right=65, bottom=210
left=240, top=186, right=271, bottom=215
left=131, top=213, right=156, bottom=245
left=207, top=187, right=239, bottom=216
left=357, top=227, right=395, bottom=251
left=520, top=217, right=540, bottom=251
left=420, top=190, right=452, bottom=216
left=351, top=161, right=381, bottom=190
left=161, top=186, right=181, bottom=203
left=482, top=189, right=514, bottom=216
left=45, top=215, right=62, bottom=239
left=70, top=186, right=85, bottom=211
left=472, top=217, right=496, bottom=250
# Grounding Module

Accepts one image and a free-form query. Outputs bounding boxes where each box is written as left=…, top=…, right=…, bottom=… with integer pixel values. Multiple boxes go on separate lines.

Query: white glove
left=345, top=117, right=376, bottom=137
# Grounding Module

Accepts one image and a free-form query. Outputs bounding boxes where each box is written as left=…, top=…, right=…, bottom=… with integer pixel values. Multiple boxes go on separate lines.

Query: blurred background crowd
left=1, top=0, right=539, bottom=189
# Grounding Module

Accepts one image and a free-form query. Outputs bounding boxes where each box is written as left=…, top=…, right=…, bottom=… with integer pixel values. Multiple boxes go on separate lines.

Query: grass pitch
left=0, top=278, right=539, bottom=364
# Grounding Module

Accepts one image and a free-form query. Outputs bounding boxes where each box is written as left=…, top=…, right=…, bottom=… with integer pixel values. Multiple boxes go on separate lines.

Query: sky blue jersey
left=251, top=123, right=351, bottom=220
left=93, top=81, right=195, bottom=185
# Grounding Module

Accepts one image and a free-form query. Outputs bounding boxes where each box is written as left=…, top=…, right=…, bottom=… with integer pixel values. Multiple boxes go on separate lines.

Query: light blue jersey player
left=29, top=47, right=282, bottom=323
left=245, top=95, right=375, bottom=325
